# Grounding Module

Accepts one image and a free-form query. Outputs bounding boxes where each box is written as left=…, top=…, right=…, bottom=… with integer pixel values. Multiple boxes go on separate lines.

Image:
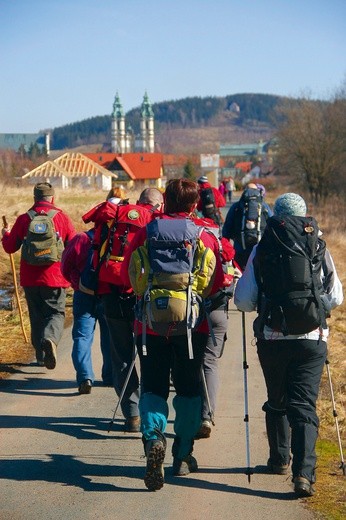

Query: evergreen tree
left=183, top=160, right=195, bottom=179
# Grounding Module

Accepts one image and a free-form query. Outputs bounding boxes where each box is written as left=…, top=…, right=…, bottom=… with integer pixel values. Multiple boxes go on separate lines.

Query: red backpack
left=92, top=202, right=155, bottom=286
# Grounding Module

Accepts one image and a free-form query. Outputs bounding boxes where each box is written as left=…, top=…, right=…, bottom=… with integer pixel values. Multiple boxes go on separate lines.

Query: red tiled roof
left=121, top=153, right=163, bottom=180
left=84, top=152, right=162, bottom=180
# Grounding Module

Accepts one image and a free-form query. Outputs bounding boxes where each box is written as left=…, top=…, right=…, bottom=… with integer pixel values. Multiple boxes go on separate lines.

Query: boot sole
left=144, top=443, right=165, bottom=491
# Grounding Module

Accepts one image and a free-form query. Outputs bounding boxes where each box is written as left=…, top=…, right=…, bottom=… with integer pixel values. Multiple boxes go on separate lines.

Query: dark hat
left=33, top=182, right=55, bottom=198
left=273, top=193, right=306, bottom=217
left=197, top=175, right=208, bottom=184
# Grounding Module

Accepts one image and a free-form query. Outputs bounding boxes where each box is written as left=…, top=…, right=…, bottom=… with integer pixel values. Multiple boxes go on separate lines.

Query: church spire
left=111, top=92, right=125, bottom=153
left=141, top=91, right=154, bottom=118
left=140, top=91, right=155, bottom=153
left=112, top=92, right=124, bottom=118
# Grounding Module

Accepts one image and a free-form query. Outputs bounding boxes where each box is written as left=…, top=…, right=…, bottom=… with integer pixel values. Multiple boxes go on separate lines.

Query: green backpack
left=21, top=209, right=64, bottom=265
left=129, top=218, right=216, bottom=358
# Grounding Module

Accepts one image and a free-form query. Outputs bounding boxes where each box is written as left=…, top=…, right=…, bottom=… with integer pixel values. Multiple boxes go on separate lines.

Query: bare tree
left=273, top=86, right=346, bottom=203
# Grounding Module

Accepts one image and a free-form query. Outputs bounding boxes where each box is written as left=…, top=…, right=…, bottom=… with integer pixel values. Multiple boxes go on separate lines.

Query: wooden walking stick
left=2, top=216, right=29, bottom=343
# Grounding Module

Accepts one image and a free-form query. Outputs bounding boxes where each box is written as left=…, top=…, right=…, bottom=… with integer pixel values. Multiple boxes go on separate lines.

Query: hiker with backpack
left=121, top=178, right=225, bottom=491
left=234, top=193, right=343, bottom=497
left=196, top=175, right=226, bottom=227
left=60, top=227, right=113, bottom=394
left=222, top=182, right=272, bottom=270
left=1, top=182, right=76, bottom=369
left=81, top=187, right=163, bottom=432
left=192, top=214, right=238, bottom=440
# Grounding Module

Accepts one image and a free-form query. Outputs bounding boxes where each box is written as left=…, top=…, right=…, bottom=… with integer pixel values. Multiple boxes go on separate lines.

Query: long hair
left=164, top=178, right=199, bottom=214
left=106, top=186, right=126, bottom=201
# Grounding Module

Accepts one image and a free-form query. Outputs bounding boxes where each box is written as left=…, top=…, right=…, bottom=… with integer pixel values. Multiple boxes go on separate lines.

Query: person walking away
left=234, top=193, right=343, bottom=497
left=222, top=182, right=272, bottom=270
left=82, top=187, right=163, bottom=431
left=61, top=227, right=113, bottom=394
left=218, top=181, right=226, bottom=198
left=192, top=215, right=238, bottom=439
left=1, top=182, right=76, bottom=369
left=225, top=177, right=235, bottom=203
left=121, top=178, right=225, bottom=491
left=197, top=175, right=226, bottom=227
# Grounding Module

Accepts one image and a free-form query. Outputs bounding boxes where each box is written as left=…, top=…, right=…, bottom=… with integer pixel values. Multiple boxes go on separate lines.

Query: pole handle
left=2, top=215, right=8, bottom=227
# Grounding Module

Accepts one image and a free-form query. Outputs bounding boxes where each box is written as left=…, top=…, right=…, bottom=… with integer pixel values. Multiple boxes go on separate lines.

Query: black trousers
left=257, top=338, right=327, bottom=482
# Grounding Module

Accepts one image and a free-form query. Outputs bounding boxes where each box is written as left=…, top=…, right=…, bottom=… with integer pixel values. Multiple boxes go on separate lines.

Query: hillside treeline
left=51, top=93, right=283, bottom=150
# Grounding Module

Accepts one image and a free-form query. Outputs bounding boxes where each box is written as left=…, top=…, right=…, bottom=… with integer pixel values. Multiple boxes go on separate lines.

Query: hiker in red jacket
left=81, top=187, right=163, bottom=432
left=1, top=182, right=76, bottom=369
left=121, top=179, right=225, bottom=491
left=61, top=227, right=113, bottom=394
left=197, top=175, right=226, bottom=226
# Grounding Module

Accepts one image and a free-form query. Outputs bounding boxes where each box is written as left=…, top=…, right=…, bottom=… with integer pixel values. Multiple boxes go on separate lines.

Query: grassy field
left=0, top=181, right=345, bottom=518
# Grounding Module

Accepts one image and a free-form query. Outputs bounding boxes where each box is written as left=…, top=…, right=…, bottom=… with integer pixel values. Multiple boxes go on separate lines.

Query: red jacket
left=60, top=229, right=110, bottom=294
left=120, top=213, right=225, bottom=335
left=2, top=201, right=76, bottom=287
left=197, top=182, right=226, bottom=212
left=81, top=200, right=159, bottom=292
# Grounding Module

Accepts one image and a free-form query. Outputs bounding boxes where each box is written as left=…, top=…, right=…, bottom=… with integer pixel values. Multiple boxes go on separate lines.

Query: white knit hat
left=198, top=175, right=208, bottom=184
left=273, top=193, right=307, bottom=217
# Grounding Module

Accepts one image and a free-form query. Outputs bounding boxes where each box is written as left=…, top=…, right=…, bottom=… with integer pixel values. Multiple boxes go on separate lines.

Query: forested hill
left=51, top=93, right=284, bottom=152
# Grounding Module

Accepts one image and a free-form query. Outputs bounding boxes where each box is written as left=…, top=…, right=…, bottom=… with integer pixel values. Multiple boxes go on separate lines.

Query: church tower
left=140, top=91, right=155, bottom=153
left=111, top=92, right=126, bottom=153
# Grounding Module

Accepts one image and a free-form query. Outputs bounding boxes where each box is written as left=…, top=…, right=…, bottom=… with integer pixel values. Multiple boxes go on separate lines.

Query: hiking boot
left=78, top=379, right=92, bottom=394
left=195, top=419, right=212, bottom=440
left=42, top=339, right=57, bottom=370
left=124, top=416, right=140, bottom=433
left=267, top=458, right=290, bottom=475
left=144, top=431, right=167, bottom=491
left=172, top=454, right=198, bottom=476
left=293, top=476, right=315, bottom=497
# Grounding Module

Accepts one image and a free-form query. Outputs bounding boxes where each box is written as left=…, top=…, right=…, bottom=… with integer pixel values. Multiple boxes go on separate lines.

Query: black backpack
left=199, top=188, right=222, bottom=226
left=254, top=215, right=330, bottom=336
left=233, top=187, right=267, bottom=249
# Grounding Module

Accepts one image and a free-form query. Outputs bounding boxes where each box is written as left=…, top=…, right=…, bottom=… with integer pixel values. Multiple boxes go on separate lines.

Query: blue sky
left=1, top=0, right=345, bottom=133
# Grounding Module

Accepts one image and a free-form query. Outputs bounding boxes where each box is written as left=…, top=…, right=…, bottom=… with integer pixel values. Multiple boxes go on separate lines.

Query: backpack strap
left=27, top=209, right=37, bottom=220
left=186, top=275, right=194, bottom=359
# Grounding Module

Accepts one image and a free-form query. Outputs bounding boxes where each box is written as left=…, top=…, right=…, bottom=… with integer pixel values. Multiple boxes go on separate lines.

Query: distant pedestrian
left=234, top=192, right=343, bottom=497
left=222, top=182, right=272, bottom=270
left=219, top=182, right=226, bottom=197
left=197, top=175, right=226, bottom=227
left=225, top=177, right=235, bottom=203
left=1, top=182, right=76, bottom=369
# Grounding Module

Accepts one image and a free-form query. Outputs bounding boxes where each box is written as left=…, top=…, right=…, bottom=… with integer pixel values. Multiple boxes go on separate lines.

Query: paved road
left=1, top=300, right=316, bottom=520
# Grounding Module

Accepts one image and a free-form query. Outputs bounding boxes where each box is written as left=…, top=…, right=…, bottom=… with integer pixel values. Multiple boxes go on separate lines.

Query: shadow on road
left=0, top=452, right=297, bottom=499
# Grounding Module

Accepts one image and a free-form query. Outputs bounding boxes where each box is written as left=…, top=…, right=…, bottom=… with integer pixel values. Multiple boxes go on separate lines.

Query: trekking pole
left=200, top=366, right=215, bottom=426
left=241, top=311, right=253, bottom=482
left=108, top=343, right=138, bottom=433
left=325, top=358, right=345, bottom=475
left=2, top=216, right=29, bottom=344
